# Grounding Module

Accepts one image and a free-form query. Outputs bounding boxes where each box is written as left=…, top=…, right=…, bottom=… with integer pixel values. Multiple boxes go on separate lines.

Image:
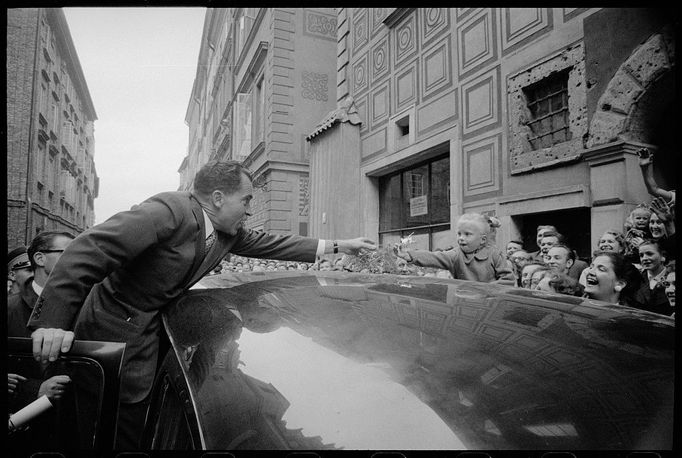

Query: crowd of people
left=208, top=151, right=675, bottom=318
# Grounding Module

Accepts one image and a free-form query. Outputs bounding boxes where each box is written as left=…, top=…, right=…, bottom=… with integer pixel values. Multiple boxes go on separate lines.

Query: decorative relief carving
left=463, top=133, right=501, bottom=198
left=462, top=66, right=500, bottom=138
left=501, top=8, right=553, bottom=55
left=301, top=71, right=329, bottom=102
left=394, top=60, right=418, bottom=111
left=371, top=81, right=390, bottom=129
left=299, top=176, right=309, bottom=217
left=422, top=36, right=452, bottom=101
left=394, top=12, right=418, bottom=66
left=371, top=8, right=389, bottom=37
left=304, top=10, right=338, bottom=41
left=421, top=8, right=450, bottom=47
left=458, top=9, right=497, bottom=80
left=352, top=10, right=369, bottom=54
left=371, top=36, right=390, bottom=84
left=352, top=53, right=369, bottom=95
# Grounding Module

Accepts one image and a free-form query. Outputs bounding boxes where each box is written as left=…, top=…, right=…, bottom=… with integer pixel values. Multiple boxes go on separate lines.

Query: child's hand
left=393, top=243, right=412, bottom=261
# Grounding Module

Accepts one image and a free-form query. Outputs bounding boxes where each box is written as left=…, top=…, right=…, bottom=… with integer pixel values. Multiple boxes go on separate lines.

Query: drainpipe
left=24, top=9, right=42, bottom=243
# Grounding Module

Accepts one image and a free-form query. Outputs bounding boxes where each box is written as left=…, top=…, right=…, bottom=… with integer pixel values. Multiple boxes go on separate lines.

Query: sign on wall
left=410, top=195, right=428, bottom=217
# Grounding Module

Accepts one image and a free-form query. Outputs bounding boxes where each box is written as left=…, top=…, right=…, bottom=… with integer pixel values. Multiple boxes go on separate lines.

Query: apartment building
left=7, top=8, right=98, bottom=247
left=180, top=8, right=338, bottom=235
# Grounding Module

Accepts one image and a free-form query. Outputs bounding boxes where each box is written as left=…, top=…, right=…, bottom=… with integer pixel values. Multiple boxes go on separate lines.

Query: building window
left=233, top=92, right=252, bottom=161
left=523, top=69, right=571, bottom=150
left=236, top=8, right=257, bottom=59
left=507, top=43, right=586, bottom=173
left=378, top=155, right=450, bottom=250
left=252, top=75, right=265, bottom=146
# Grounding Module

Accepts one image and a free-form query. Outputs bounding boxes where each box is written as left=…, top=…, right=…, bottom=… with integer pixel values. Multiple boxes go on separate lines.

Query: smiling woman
left=583, top=251, right=641, bottom=307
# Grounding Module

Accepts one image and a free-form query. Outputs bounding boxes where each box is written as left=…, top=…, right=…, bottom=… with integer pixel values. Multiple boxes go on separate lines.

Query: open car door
left=7, top=337, right=125, bottom=455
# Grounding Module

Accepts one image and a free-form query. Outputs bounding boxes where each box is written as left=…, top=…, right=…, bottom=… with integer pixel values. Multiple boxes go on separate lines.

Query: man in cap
left=7, top=246, right=33, bottom=295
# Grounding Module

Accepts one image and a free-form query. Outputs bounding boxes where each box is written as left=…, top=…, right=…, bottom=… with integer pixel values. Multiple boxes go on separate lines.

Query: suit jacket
left=7, top=280, right=38, bottom=337
left=633, top=272, right=674, bottom=316
left=28, top=191, right=319, bottom=402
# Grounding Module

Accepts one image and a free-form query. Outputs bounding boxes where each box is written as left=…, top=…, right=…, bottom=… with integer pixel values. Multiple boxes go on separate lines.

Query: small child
left=394, top=213, right=514, bottom=284
left=623, top=204, right=652, bottom=264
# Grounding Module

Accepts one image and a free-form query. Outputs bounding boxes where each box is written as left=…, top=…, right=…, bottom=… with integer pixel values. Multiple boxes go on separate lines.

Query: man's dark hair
left=540, top=231, right=565, bottom=243
left=508, top=240, right=523, bottom=246
left=28, top=231, right=76, bottom=270
left=193, top=161, right=253, bottom=196
left=548, top=243, right=576, bottom=262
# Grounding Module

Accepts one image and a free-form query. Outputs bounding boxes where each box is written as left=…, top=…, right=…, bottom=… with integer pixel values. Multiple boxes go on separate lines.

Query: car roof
left=164, top=271, right=674, bottom=450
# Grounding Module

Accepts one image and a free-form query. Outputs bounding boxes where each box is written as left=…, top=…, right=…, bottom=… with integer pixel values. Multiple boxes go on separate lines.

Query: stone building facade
left=179, top=8, right=338, bottom=236
left=7, top=8, right=98, bottom=248
left=306, top=7, right=675, bottom=259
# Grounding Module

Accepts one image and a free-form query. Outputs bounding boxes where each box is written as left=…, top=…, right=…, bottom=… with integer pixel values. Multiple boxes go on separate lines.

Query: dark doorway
left=513, top=208, right=591, bottom=262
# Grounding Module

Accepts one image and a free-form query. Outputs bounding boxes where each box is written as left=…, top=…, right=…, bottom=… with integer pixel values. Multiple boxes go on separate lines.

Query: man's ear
left=566, top=258, right=574, bottom=269
left=211, top=190, right=224, bottom=207
left=34, top=252, right=46, bottom=268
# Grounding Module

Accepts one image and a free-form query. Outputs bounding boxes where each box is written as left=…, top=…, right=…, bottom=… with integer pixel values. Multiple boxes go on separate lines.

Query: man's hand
left=393, top=243, right=412, bottom=262
left=38, top=375, right=72, bottom=402
left=8, top=373, right=27, bottom=395
left=338, top=237, right=377, bottom=255
left=31, top=328, right=74, bottom=363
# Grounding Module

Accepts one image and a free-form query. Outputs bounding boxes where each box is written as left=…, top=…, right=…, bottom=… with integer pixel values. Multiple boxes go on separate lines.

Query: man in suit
left=8, top=231, right=75, bottom=337
left=28, top=160, right=376, bottom=449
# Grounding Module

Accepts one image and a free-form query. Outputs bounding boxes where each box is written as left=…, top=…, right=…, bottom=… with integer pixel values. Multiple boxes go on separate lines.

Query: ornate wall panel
left=361, top=127, right=388, bottom=161
left=394, top=59, right=418, bottom=112
left=458, top=9, right=497, bottom=80
left=421, top=8, right=450, bottom=48
left=352, top=52, right=369, bottom=96
left=421, top=36, right=453, bottom=102
left=463, top=133, right=502, bottom=199
left=301, top=71, right=329, bottom=102
left=370, top=80, right=391, bottom=129
left=456, top=8, right=478, bottom=22
left=501, top=8, right=553, bottom=56
left=352, top=9, right=369, bottom=56
left=393, top=12, right=418, bottom=67
left=371, top=8, right=389, bottom=38
left=371, top=35, right=390, bottom=85
left=417, top=89, right=458, bottom=137
left=303, top=10, right=338, bottom=41
left=461, top=66, right=501, bottom=139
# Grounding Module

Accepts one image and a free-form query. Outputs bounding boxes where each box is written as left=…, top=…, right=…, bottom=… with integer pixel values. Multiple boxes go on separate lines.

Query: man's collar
left=32, top=280, right=43, bottom=296
left=201, top=208, right=215, bottom=239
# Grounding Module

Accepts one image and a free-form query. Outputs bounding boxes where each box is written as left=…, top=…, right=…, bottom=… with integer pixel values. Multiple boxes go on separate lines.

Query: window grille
left=523, top=69, right=571, bottom=150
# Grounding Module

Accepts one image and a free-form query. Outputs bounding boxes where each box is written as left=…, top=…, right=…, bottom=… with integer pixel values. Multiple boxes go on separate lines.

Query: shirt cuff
left=316, top=239, right=326, bottom=257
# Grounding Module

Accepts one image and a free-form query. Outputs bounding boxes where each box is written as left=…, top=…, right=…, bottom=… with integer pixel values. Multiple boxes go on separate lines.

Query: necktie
left=205, top=231, right=216, bottom=253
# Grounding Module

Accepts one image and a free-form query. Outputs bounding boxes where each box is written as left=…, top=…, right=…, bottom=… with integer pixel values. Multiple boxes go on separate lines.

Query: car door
left=7, top=337, right=125, bottom=454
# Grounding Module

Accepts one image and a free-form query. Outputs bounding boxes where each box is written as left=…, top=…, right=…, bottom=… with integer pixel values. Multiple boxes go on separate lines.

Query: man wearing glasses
left=7, top=231, right=75, bottom=337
